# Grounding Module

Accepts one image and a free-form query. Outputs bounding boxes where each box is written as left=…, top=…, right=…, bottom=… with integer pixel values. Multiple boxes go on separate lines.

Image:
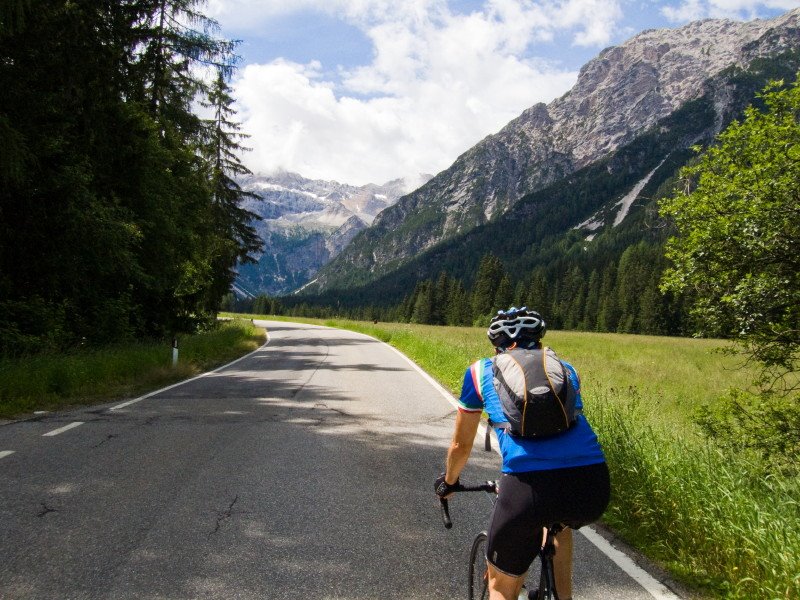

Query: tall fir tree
left=201, top=69, right=262, bottom=313
left=582, top=269, right=601, bottom=331
left=471, top=254, right=506, bottom=319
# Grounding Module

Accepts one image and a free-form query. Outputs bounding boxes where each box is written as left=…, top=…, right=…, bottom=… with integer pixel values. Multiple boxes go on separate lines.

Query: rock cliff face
left=309, top=9, right=800, bottom=292
left=233, top=172, right=410, bottom=296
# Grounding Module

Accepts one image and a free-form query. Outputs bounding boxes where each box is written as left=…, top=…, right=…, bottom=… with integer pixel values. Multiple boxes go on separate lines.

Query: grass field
left=234, top=314, right=798, bottom=599
left=0, top=319, right=265, bottom=419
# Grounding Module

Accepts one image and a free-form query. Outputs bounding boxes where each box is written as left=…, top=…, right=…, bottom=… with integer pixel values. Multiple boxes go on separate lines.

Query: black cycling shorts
left=485, top=462, right=611, bottom=576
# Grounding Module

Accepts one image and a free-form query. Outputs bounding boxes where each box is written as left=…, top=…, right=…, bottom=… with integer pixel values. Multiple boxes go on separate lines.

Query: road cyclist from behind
left=435, top=307, right=611, bottom=600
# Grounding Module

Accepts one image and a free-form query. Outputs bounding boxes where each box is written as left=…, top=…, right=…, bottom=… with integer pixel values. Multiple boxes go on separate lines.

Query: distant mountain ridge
left=234, top=172, right=414, bottom=296
left=306, top=9, right=800, bottom=294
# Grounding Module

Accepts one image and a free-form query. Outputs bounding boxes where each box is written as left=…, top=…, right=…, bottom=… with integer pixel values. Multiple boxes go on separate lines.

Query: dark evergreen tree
left=526, top=269, right=549, bottom=316
left=471, top=254, right=506, bottom=319
left=582, top=269, right=601, bottom=331
left=513, top=281, right=527, bottom=307
left=411, top=280, right=434, bottom=324
left=431, top=272, right=450, bottom=325
left=446, top=278, right=471, bottom=325
left=0, top=0, right=256, bottom=354
left=597, top=264, right=620, bottom=332
left=494, top=275, right=514, bottom=313
left=201, top=70, right=262, bottom=314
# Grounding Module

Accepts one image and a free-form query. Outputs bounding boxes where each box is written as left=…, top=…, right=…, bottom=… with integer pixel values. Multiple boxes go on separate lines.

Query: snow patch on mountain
left=234, top=171, right=424, bottom=295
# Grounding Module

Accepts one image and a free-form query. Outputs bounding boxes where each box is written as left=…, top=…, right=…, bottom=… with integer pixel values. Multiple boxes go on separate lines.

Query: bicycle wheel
left=468, top=531, right=489, bottom=600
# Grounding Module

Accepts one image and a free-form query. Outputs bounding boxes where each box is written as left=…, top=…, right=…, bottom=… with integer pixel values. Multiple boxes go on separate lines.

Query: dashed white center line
left=0, top=450, right=15, bottom=460
left=42, top=422, right=84, bottom=437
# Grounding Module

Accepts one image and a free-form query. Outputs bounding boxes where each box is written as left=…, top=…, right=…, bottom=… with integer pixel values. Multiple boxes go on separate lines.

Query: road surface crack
left=92, top=433, right=118, bottom=448
left=208, top=495, right=239, bottom=539
left=291, top=339, right=330, bottom=399
left=37, top=502, right=58, bottom=518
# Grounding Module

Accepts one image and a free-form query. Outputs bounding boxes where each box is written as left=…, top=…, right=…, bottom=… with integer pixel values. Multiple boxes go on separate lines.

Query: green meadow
left=240, top=314, right=798, bottom=600
left=0, top=319, right=265, bottom=419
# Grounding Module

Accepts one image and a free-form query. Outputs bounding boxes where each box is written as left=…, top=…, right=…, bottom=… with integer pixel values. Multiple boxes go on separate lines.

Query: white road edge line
left=42, top=422, right=84, bottom=437
left=333, top=325, right=680, bottom=600
left=581, top=526, right=680, bottom=599
left=108, top=324, right=271, bottom=411
left=0, top=450, right=15, bottom=459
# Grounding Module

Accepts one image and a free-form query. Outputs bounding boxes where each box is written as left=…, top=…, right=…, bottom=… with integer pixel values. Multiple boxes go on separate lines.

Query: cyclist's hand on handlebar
left=434, top=472, right=461, bottom=499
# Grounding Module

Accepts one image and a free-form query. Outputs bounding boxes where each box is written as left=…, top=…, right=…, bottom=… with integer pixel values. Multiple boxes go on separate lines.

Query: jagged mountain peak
left=234, top=171, right=411, bottom=296
left=306, top=8, right=800, bottom=294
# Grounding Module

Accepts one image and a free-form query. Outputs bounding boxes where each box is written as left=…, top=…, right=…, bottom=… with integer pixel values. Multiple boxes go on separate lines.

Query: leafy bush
left=591, top=391, right=800, bottom=599
left=696, top=389, right=800, bottom=477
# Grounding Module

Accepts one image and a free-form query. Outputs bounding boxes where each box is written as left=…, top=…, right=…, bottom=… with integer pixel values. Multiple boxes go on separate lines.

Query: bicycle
left=439, top=481, right=564, bottom=600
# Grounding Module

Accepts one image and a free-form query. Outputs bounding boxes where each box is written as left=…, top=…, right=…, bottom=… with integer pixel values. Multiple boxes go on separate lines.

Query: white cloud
left=214, top=1, right=626, bottom=184
left=662, top=0, right=800, bottom=22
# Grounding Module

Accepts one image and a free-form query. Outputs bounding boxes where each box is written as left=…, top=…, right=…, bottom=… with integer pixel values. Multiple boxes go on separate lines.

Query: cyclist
left=435, top=307, right=610, bottom=600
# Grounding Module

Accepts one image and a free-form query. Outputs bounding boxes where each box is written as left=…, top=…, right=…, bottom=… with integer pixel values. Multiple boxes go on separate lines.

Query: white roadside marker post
left=172, top=337, right=178, bottom=367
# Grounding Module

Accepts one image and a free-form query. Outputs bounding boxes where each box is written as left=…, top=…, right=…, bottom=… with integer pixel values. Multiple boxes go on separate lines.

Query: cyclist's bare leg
left=487, top=563, right=525, bottom=600
left=553, top=528, right=574, bottom=600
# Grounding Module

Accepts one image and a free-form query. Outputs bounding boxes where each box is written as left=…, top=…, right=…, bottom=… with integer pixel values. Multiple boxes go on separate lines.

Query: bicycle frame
left=439, top=482, right=563, bottom=600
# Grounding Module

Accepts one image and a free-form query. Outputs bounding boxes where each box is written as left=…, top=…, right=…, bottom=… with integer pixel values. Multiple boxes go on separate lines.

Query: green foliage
left=0, top=320, right=264, bottom=418
left=0, top=1, right=255, bottom=355
left=471, top=254, right=508, bottom=317
left=593, top=393, right=800, bottom=599
left=200, top=70, right=263, bottom=313
left=661, top=79, right=800, bottom=383
left=696, top=388, right=800, bottom=477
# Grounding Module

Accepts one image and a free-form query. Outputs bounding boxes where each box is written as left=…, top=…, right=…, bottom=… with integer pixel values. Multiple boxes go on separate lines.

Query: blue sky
left=205, top=0, right=800, bottom=186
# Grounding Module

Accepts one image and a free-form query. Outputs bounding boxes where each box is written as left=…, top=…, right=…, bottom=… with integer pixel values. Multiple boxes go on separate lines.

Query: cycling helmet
left=487, top=307, right=546, bottom=348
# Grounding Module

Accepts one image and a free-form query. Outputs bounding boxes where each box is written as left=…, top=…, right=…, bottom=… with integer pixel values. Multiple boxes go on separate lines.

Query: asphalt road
left=0, top=320, right=681, bottom=599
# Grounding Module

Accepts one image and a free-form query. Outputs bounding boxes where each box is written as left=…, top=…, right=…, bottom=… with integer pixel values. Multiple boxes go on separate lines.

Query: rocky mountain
left=233, top=172, right=413, bottom=296
left=306, top=9, right=800, bottom=294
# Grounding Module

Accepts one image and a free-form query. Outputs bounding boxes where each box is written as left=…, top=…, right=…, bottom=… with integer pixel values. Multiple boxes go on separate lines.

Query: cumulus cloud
left=210, top=1, right=625, bottom=185
left=662, top=0, right=800, bottom=22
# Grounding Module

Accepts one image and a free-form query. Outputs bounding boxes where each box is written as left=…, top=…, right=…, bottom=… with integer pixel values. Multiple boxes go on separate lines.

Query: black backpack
left=491, top=346, right=580, bottom=438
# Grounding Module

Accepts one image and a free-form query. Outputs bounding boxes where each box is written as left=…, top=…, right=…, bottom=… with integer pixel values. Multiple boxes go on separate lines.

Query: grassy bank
left=0, top=319, right=265, bottom=419
left=242, top=314, right=798, bottom=598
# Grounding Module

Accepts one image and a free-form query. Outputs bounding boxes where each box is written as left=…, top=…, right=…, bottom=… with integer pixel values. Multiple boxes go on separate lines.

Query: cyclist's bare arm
left=445, top=410, right=481, bottom=487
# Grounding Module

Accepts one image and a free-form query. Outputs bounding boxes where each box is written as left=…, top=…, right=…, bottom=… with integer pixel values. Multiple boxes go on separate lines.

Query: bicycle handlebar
left=439, top=481, right=497, bottom=529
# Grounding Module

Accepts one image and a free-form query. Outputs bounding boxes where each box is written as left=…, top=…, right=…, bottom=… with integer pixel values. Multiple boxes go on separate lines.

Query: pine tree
left=513, top=281, right=527, bottom=308
left=597, top=264, right=620, bottom=332
left=526, top=269, right=549, bottom=316
left=0, top=0, right=250, bottom=353
left=431, top=272, right=450, bottom=325
left=472, top=254, right=506, bottom=319
left=446, top=278, right=471, bottom=325
left=134, top=0, right=234, bottom=130
left=201, top=69, right=262, bottom=313
left=494, top=275, right=514, bottom=313
left=582, top=269, right=601, bottom=331
left=0, top=0, right=30, bottom=36
left=412, top=280, right=434, bottom=324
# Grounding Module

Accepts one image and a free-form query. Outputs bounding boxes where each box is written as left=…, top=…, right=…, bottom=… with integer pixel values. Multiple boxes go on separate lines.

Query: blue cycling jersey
left=458, top=355, right=606, bottom=473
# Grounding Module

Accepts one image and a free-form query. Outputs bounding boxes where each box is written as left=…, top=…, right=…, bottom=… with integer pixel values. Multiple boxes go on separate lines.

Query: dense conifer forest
left=0, top=1, right=259, bottom=355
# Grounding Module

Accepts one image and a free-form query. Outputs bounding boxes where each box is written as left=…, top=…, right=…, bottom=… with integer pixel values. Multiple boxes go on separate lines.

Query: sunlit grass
left=592, top=392, right=800, bottom=599
left=0, top=320, right=265, bottom=418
